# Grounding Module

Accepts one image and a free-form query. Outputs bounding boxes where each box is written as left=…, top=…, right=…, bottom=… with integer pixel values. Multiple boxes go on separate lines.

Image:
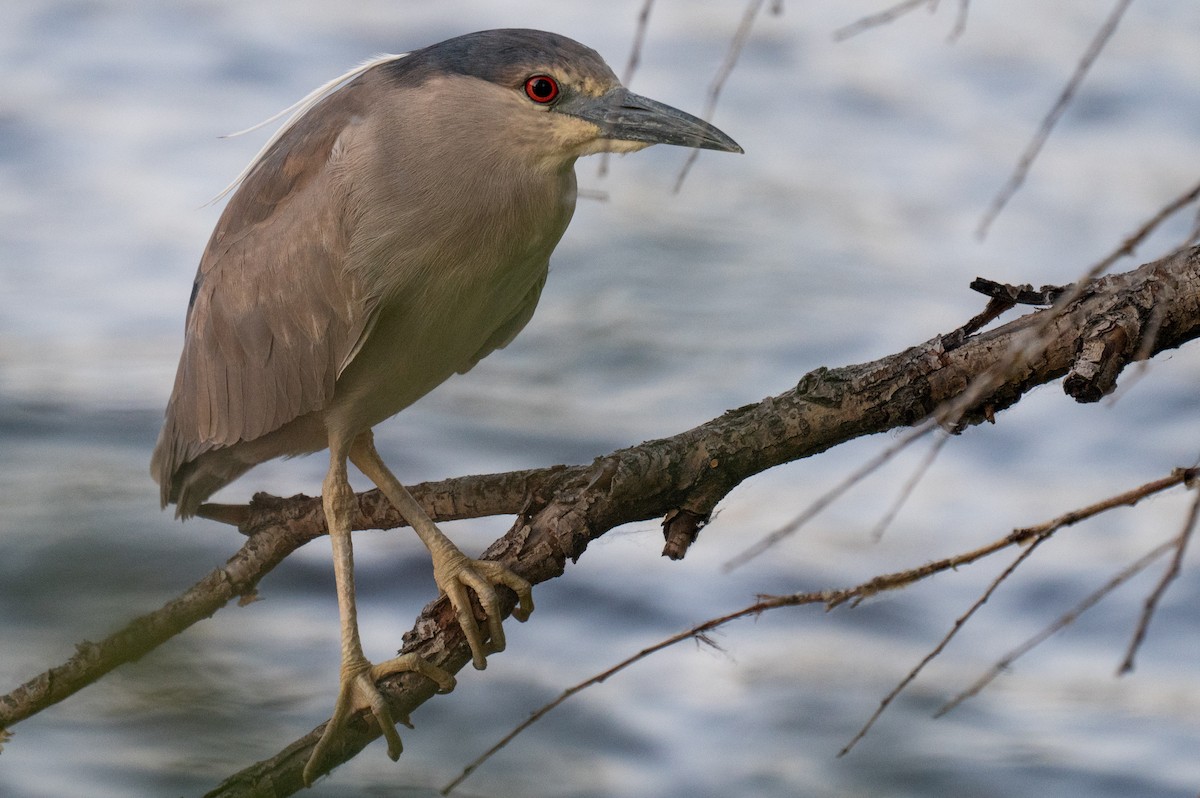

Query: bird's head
left=392, top=28, right=743, bottom=164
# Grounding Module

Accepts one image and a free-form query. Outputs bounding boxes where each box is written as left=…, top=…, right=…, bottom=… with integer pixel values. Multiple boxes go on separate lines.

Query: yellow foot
left=432, top=548, right=535, bottom=670
left=302, top=652, right=455, bottom=786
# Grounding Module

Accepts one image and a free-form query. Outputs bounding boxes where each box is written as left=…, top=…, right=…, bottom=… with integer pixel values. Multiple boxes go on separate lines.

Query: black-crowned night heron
left=151, top=28, right=740, bottom=783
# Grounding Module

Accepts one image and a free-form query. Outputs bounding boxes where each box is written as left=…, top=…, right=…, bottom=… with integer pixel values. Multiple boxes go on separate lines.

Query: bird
left=151, top=28, right=741, bottom=784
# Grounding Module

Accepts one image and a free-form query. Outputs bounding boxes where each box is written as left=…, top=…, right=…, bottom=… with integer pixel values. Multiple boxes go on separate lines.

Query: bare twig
left=834, top=0, right=967, bottom=42
left=446, top=467, right=1196, bottom=790
left=444, top=514, right=1018, bottom=792
left=1016, top=468, right=1197, bottom=536
left=976, top=0, right=1135, bottom=238
left=1092, top=178, right=1200, bottom=275
left=673, top=0, right=769, bottom=192
left=834, top=0, right=937, bottom=41
left=440, top=601, right=770, bottom=795
left=840, top=532, right=1052, bottom=756
left=936, top=538, right=1176, bottom=718
left=723, top=420, right=937, bottom=570
left=599, top=0, right=656, bottom=178
left=623, top=0, right=655, bottom=81
left=843, top=466, right=1196, bottom=750
left=1118, top=479, right=1200, bottom=673
left=948, top=0, right=971, bottom=41
left=969, top=278, right=1070, bottom=307
left=840, top=468, right=1195, bottom=748
left=868, top=429, right=951, bottom=541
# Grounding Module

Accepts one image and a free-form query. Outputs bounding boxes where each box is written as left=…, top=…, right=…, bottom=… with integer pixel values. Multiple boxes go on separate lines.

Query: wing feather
left=152, top=77, right=376, bottom=502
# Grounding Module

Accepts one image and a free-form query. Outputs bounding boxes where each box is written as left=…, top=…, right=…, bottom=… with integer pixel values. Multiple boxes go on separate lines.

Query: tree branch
left=2, top=247, right=1198, bottom=795
left=976, top=0, right=1135, bottom=238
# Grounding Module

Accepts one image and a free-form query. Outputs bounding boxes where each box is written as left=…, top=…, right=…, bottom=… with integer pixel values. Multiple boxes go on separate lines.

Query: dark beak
left=562, top=87, right=743, bottom=153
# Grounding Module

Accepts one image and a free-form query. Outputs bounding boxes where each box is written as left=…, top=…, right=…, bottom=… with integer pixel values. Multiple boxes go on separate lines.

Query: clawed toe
left=433, top=551, right=535, bottom=670
left=303, top=653, right=454, bottom=786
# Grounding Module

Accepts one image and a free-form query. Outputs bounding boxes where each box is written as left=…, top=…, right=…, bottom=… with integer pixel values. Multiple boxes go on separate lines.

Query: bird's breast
left=324, top=162, right=577, bottom=434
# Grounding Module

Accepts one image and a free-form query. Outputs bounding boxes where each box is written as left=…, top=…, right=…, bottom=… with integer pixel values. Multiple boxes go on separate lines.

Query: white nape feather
left=209, top=52, right=411, bottom=204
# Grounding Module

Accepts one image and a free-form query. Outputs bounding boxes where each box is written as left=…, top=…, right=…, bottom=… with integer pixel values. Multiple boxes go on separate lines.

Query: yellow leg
left=349, top=431, right=534, bottom=670
left=303, top=441, right=456, bottom=786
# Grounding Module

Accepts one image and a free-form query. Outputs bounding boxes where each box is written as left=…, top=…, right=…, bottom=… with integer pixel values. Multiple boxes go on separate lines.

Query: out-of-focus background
left=2, top=2, right=1198, bottom=796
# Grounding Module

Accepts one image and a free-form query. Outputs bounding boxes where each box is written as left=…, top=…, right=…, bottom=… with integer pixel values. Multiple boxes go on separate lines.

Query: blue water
left=2, top=1, right=1199, bottom=796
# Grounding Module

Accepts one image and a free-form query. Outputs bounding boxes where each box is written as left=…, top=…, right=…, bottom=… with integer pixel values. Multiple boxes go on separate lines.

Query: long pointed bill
left=563, top=87, right=743, bottom=153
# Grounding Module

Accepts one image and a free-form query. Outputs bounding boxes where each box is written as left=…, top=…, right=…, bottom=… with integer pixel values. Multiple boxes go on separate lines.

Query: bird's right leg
left=303, top=441, right=455, bottom=786
left=349, top=431, right=534, bottom=671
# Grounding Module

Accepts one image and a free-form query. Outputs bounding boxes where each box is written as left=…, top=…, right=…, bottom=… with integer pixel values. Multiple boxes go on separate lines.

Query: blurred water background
left=2, top=1, right=1199, bottom=796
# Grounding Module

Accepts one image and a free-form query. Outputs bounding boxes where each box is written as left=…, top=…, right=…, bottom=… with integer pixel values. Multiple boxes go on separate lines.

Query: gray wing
left=152, top=80, right=375, bottom=500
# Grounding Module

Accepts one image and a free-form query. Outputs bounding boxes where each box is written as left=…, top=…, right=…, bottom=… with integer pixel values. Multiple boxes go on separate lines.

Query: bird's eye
left=524, top=75, right=560, bottom=104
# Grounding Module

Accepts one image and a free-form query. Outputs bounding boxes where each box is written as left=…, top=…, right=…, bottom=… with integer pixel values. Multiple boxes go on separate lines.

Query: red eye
left=524, top=75, right=560, bottom=104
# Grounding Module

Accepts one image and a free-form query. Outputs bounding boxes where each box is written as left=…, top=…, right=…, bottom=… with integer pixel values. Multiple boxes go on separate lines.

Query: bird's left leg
left=349, top=431, right=534, bottom=670
left=304, top=440, right=456, bottom=786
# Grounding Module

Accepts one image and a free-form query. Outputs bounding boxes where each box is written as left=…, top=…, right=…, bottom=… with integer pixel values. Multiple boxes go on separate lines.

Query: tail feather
left=151, top=410, right=326, bottom=517
left=151, top=418, right=249, bottom=518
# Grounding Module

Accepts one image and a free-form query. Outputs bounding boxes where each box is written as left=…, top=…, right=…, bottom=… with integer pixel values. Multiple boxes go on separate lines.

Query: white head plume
left=209, top=52, right=411, bottom=204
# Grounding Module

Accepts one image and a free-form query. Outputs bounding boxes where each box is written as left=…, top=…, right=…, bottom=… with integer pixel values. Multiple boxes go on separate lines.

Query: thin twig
left=935, top=537, right=1176, bottom=718
left=834, top=0, right=937, bottom=41
left=444, top=521, right=1000, bottom=793
left=440, top=602, right=767, bottom=795
left=1015, top=468, right=1197, bottom=539
left=869, top=429, right=951, bottom=541
left=1104, top=178, right=1200, bottom=266
left=947, top=0, right=970, bottom=42
left=623, top=0, right=655, bottom=81
left=673, top=0, right=768, bottom=193
left=724, top=420, right=938, bottom=570
left=445, top=468, right=1195, bottom=790
left=1118, top=480, right=1200, bottom=673
left=840, top=531, right=1052, bottom=756
left=599, top=0, right=656, bottom=179
left=1086, top=178, right=1200, bottom=279
left=843, top=467, right=1196, bottom=750
left=976, top=0, right=1135, bottom=238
